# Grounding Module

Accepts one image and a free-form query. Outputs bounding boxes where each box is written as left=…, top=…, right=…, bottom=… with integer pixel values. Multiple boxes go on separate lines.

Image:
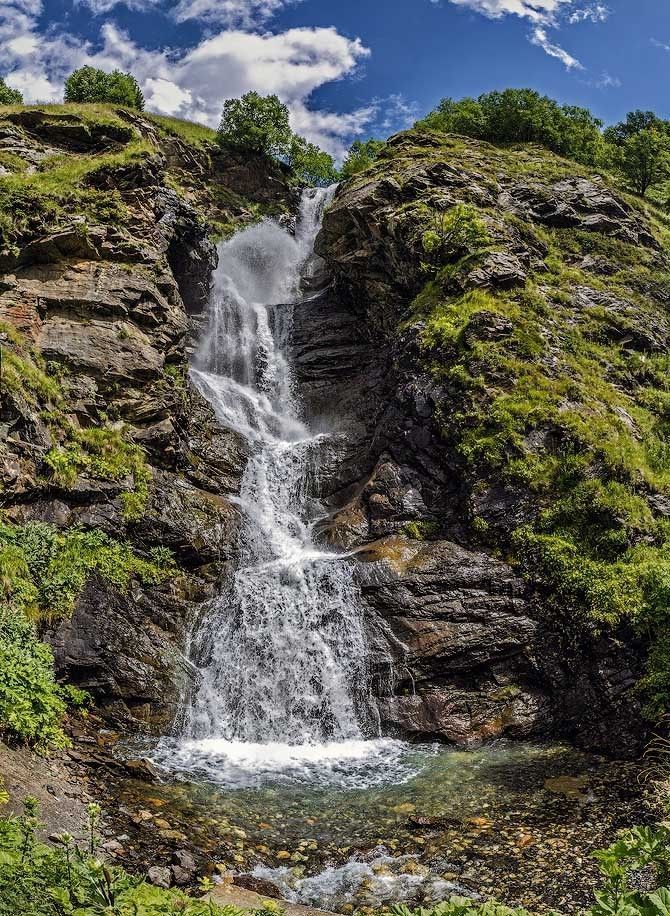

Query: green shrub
left=0, top=608, right=68, bottom=751
left=421, top=204, right=491, bottom=268
left=0, top=520, right=174, bottom=621
left=64, top=66, right=144, bottom=110
left=0, top=799, right=272, bottom=915
left=45, top=426, right=151, bottom=522
left=340, top=138, right=386, bottom=179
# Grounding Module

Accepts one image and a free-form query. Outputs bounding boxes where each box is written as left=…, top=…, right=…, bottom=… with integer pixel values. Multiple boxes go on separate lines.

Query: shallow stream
left=115, top=741, right=649, bottom=913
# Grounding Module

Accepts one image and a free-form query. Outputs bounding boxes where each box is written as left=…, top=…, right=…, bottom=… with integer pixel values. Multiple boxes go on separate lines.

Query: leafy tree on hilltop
left=218, top=92, right=292, bottom=158
left=289, top=135, right=338, bottom=186
left=0, top=78, right=22, bottom=105
left=340, top=138, right=386, bottom=179
left=64, top=66, right=144, bottom=110
left=604, top=109, right=667, bottom=145
left=617, top=128, right=670, bottom=197
left=418, top=88, right=603, bottom=165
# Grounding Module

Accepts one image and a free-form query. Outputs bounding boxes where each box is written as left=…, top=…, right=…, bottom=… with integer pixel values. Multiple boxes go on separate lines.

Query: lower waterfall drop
left=158, top=188, right=406, bottom=787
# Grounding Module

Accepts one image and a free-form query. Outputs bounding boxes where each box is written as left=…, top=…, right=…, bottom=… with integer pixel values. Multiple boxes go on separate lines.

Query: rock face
left=0, top=107, right=286, bottom=730
left=297, top=130, right=664, bottom=756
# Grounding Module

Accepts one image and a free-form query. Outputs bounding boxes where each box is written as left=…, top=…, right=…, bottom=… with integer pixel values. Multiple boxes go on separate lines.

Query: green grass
left=0, top=518, right=175, bottom=622
left=392, top=140, right=670, bottom=716
left=146, top=112, right=217, bottom=148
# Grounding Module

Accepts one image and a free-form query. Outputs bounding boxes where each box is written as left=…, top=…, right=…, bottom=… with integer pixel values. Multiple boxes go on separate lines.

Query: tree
left=340, top=139, right=385, bottom=179
left=0, top=78, right=22, bottom=106
left=421, top=96, right=486, bottom=138
left=604, top=110, right=666, bottom=146
left=417, top=89, right=603, bottom=166
left=64, top=66, right=144, bottom=110
left=217, top=92, right=292, bottom=158
left=615, top=128, right=670, bottom=196
left=289, top=136, right=338, bottom=186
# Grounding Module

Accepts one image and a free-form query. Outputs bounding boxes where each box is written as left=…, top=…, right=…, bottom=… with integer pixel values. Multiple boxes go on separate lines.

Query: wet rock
left=171, top=864, right=193, bottom=886
left=122, top=758, right=162, bottom=782
left=234, top=875, right=283, bottom=898
left=172, top=849, right=197, bottom=873
left=148, top=866, right=172, bottom=889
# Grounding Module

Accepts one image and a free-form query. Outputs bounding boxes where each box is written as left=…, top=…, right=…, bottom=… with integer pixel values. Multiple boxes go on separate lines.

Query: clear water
left=117, top=741, right=647, bottom=912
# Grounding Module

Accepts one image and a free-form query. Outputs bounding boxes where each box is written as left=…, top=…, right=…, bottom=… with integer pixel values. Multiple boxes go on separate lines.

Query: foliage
left=0, top=799, right=274, bottom=915
left=419, top=88, right=604, bottom=165
left=0, top=519, right=174, bottom=622
left=288, top=135, right=338, bottom=186
left=218, top=92, right=292, bottom=158
left=0, top=324, right=61, bottom=405
left=420, top=204, right=491, bottom=268
left=0, top=515, right=173, bottom=748
left=611, top=128, right=670, bottom=197
left=604, top=110, right=669, bottom=145
left=64, top=66, right=145, bottom=110
left=0, top=78, right=22, bottom=106
left=0, top=607, right=69, bottom=751
left=340, top=138, right=386, bottom=179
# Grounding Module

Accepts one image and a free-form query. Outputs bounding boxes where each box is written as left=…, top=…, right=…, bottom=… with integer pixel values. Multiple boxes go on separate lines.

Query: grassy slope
left=371, top=132, right=670, bottom=718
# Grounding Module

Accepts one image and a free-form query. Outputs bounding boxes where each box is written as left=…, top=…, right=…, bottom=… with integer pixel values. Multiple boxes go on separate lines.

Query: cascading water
left=156, top=189, right=408, bottom=787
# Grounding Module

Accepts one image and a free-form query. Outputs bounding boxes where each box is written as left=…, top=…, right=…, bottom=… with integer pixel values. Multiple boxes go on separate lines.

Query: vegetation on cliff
left=349, top=127, right=670, bottom=720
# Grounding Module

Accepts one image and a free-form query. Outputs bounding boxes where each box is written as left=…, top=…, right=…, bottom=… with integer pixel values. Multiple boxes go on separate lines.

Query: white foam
left=154, top=737, right=420, bottom=789
left=253, top=849, right=468, bottom=909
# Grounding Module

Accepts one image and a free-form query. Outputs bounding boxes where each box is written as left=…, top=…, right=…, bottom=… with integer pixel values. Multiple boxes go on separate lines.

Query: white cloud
left=530, top=25, right=583, bottom=68
left=76, top=0, right=160, bottom=14
left=592, top=70, right=620, bottom=88
left=567, top=4, right=609, bottom=23
left=652, top=38, right=670, bottom=53
left=74, top=0, right=301, bottom=26
left=0, top=11, right=373, bottom=157
left=445, top=0, right=571, bottom=23
left=173, top=0, right=299, bottom=27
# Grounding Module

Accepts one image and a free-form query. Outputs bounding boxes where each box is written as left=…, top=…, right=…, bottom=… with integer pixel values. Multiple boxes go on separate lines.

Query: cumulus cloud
left=0, top=8, right=373, bottom=156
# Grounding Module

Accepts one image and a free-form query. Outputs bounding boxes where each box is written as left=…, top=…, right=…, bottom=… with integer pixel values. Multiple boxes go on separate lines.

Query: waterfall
left=168, top=188, right=380, bottom=765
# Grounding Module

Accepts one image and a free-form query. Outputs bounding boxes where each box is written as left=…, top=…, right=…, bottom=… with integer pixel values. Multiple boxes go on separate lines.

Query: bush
left=217, top=92, right=292, bottom=158
left=0, top=77, right=22, bottom=105
left=0, top=519, right=175, bottom=621
left=0, top=608, right=68, bottom=751
left=64, top=66, right=144, bottom=110
left=419, top=89, right=604, bottom=165
left=0, top=799, right=278, bottom=916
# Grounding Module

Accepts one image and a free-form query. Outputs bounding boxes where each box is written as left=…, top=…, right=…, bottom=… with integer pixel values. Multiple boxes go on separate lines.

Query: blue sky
left=1, top=0, right=669, bottom=156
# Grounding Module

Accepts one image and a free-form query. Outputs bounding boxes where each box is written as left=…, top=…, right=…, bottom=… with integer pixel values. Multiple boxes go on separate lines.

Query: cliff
left=305, top=129, right=670, bottom=755
left=1, top=108, right=668, bottom=760
left=0, top=104, right=295, bottom=735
